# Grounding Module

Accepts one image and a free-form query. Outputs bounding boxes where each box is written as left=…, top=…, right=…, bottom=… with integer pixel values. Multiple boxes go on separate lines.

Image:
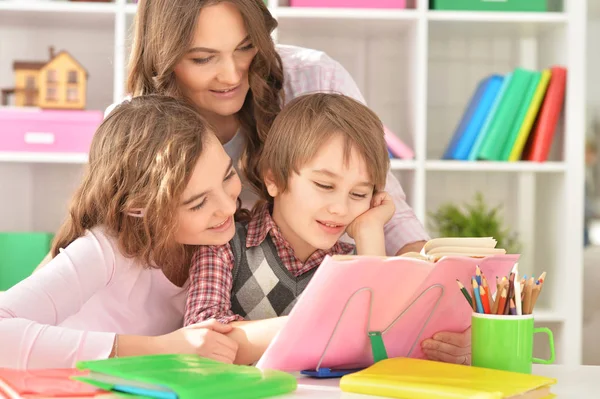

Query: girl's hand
left=346, top=191, right=395, bottom=239
left=151, top=319, right=239, bottom=363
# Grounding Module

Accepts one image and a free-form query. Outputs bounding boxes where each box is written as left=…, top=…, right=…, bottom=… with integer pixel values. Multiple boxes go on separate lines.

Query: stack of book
left=442, top=66, right=567, bottom=163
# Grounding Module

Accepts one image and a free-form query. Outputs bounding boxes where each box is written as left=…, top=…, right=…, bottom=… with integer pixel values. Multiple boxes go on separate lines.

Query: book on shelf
left=442, top=66, right=566, bottom=163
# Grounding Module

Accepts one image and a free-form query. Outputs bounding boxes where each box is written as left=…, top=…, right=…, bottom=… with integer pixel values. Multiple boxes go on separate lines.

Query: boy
left=185, top=93, right=394, bottom=364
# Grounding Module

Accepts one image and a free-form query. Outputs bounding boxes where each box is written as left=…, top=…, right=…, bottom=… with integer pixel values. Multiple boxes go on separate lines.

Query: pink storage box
left=289, top=0, right=406, bottom=8
left=0, top=108, right=103, bottom=154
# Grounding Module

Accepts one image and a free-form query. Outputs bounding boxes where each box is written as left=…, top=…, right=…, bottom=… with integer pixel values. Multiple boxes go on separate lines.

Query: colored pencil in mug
left=482, top=275, right=493, bottom=313
left=538, top=271, right=547, bottom=285
left=530, top=284, right=542, bottom=313
left=513, top=270, right=522, bottom=316
left=509, top=298, right=517, bottom=315
left=495, top=287, right=507, bottom=315
left=456, top=279, right=474, bottom=310
left=472, top=278, right=484, bottom=314
left=479, top=285, right=491, bottom=314
left=475, top=265, right=482, bottom=285
left=523, top=277, right=534, bottom=314
left=503, top=272, right=515, bottom=315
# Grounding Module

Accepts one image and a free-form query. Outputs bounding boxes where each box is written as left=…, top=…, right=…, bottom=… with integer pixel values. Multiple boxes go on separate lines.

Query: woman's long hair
left=127, top=0, right=284, bottom=197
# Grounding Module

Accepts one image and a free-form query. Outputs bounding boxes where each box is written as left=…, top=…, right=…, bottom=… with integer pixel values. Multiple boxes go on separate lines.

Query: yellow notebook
left=508, top=69, right=552, bottom=162
left=339, top=358, right=556, bottom=399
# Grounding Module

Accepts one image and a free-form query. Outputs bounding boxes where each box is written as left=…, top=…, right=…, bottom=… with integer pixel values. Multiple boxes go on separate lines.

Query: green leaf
left=427, top=192, right=521, bottom=253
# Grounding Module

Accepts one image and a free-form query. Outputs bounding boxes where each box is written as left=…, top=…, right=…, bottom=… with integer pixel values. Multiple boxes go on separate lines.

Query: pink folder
left=256, top=254, right=518, bottom=372
left=0, top=368, right=102, bottom=397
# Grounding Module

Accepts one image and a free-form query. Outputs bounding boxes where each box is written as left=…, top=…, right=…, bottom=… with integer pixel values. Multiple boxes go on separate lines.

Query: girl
left=0, top=95, right=243, bottom=368
left=184, top=93, right=396, bottom=365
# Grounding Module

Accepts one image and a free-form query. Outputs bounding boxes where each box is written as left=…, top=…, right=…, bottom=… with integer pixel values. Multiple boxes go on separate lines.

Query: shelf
left=274, top=7, right=417, bottom=36
left=390, top=159, right=417, bottom=171
left=0, top=1, right=117, bottom=13
left=426, top=160, right=568, bottom=172
left=427, top=11, right=567, bottom=23
left=534, top=309, right=566, bottom=323
left=0, top=1, right=116, bottom=29
left=0, top=152, right=88, bottom=164
left=425, top=160, right=567, bottom=173
left=428, top=11, right=567, bottom=37
left=276, top=7, right=419, bottom=21
left=125, top=3, right=137, bottom=15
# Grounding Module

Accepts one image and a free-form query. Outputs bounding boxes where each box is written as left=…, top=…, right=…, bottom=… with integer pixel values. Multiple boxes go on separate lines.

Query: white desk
left=277, top=365, right=600, bottom=398
left=31, top=364, right=600, bottom=399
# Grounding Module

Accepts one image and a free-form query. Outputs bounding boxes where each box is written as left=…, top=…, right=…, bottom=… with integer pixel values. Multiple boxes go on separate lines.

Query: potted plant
left=427, top=192, right=521, bottom=254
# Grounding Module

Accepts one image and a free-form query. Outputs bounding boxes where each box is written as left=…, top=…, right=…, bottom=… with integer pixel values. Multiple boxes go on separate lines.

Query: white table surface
left=27, top=364, right=600, bottom=398
left=277, top=364, right=600, bottom=398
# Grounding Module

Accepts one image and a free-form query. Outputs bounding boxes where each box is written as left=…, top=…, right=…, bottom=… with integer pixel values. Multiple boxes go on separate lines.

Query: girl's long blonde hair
left=127, top=0, right=284, bottom=196
left=52, top=95, right=211, bottom=282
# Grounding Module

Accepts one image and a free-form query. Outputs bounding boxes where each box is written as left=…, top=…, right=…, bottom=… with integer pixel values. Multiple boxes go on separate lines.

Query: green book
left=476, top=68, right=535, bottom=161
left=500, top=71, right=543, bottom=161
left=74, top=354, right=297, bottom=399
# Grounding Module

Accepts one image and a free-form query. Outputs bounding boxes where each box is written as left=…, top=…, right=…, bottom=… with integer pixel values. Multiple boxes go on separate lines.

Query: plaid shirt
left=184, top=203, right=355, bottom=325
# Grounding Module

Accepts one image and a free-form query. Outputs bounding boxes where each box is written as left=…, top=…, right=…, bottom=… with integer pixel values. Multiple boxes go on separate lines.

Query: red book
left=522, top=66, right=567, bottom=162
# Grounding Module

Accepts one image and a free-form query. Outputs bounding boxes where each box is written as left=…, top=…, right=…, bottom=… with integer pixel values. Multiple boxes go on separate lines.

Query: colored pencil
left=538, top=271, right=546, bottom=284
left=509, top=298, right=517, bottom=315
left=457, top=279, right=474, bottom=309
left=475, top=265, right=482, bottom=285
left=530, top=284, right=542, bottom=313
left=523, top=277, right=534, bottom=314
left=472, top=278, right=484, bottom=314
left=503, top=272, right=515, bottom=315
left=482, top=275, right=493, bottom=312
left=496, top=287, right=507, bottom=315
left=513, top=269, right=522, bottom=316
left=479, top=285, right=491, bottom=314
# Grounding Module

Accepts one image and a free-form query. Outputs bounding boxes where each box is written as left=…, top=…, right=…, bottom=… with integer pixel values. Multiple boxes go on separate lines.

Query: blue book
left=443, top=75, right=501, bottom=160
left=467, top=72, right=513, bottom=161
left=451, top=75, right=504, bottom=160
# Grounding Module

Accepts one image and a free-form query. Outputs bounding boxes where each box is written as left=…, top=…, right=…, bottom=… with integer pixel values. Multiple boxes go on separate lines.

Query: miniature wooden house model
left=3, top=47, right=88, bottom=110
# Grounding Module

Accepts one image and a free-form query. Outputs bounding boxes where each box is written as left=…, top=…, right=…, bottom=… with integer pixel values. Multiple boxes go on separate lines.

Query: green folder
left=75, top=354, right=297, bottom=399
left=476, top=68, right=535, bottom=161
left=500, top=71, right=543, bottom=161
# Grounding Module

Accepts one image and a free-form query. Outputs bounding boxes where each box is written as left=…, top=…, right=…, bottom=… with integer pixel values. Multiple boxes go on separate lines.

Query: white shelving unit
left=0, top=0, right=587, bottom=365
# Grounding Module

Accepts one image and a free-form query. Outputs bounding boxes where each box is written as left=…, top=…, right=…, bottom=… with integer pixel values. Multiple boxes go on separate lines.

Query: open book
left=401, top=237, right=506, bottom=262
left=256, top=253, right=517, bottom=372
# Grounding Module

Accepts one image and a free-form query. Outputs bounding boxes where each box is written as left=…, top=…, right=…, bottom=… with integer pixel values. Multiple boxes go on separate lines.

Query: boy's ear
left=263, top=169, right=279, bottom=198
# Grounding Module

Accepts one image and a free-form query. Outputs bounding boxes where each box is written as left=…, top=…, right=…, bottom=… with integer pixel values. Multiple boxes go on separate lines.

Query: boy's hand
left=421, top=328, right=471, bottom=364
left=346, top=191, right=395, bottom=239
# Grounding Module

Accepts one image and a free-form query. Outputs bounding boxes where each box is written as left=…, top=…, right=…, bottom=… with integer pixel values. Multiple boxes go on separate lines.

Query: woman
left=123, top=0, right=470, bottom=365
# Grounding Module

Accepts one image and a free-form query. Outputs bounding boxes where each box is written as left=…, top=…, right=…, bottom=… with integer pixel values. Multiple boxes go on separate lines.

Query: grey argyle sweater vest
left=229, top=222, right=317, bottom=320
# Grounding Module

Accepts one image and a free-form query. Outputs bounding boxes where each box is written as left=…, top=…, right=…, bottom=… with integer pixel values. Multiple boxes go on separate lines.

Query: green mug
left=471, top=313, right=555, bottom=374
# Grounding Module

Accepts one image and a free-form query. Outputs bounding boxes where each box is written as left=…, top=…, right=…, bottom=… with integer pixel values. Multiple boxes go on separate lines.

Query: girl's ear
left=263, top=169, right=279, bottom=198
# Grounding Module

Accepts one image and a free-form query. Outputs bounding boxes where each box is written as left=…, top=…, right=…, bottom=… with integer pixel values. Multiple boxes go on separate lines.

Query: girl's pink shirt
left=0, top=227, right=188, bottom=369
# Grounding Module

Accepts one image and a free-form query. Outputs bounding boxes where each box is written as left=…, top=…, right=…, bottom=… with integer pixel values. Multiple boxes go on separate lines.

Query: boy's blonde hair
left=52, top=95, right=211, bottom=283
left=255, top=93, right=390, bottom=202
